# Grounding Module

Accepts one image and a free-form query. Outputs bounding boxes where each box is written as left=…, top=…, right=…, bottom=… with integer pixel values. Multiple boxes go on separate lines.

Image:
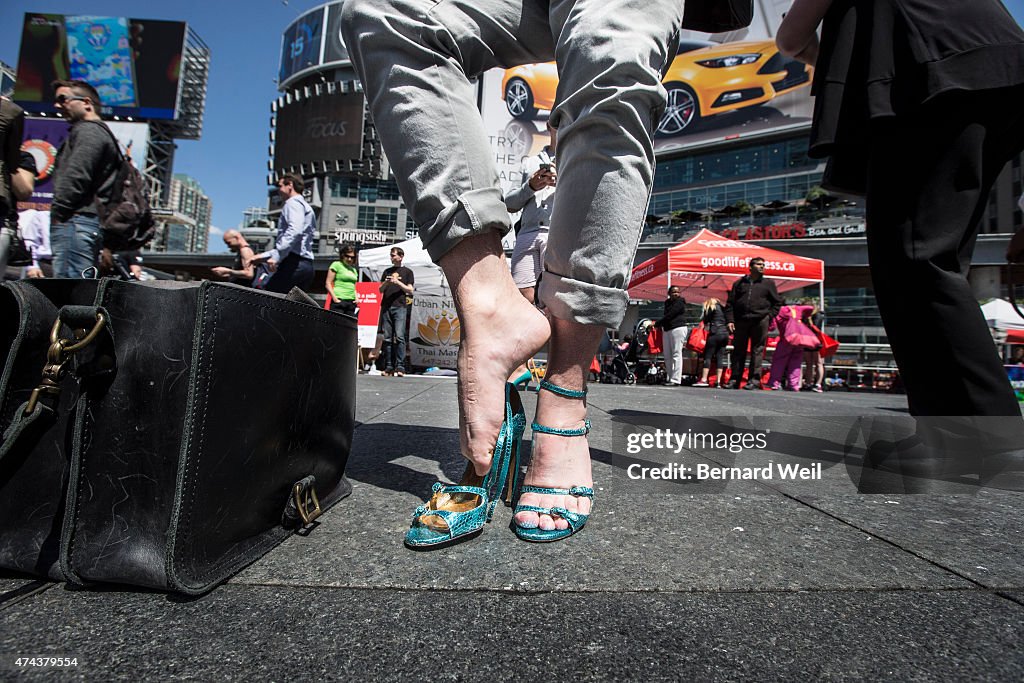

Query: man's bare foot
left=441, top=233, right=550, bottom=476
left=513, top=389, right=593, bottom=531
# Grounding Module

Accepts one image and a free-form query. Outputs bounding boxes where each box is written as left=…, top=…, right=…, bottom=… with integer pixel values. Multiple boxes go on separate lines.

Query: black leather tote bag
left=681, top=0, right=754, bottom=33
left=0, top=279, right=356, bottom=594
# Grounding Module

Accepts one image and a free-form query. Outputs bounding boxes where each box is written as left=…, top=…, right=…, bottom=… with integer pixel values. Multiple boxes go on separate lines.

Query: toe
left=514, top=510, right=539, bottom=528
left=538, top=513, right=556, bottom=531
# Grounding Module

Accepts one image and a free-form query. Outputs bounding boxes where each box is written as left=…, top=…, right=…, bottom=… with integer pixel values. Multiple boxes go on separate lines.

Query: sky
left=3, top=1, right=1024, bottom=253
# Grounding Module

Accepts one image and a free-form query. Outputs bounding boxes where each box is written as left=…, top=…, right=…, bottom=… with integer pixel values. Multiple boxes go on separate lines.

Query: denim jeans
left=380, top=305, right=409, bottom=372
left=342, top=0, right=684, bottom=327
left=51, top=214, right=102, bottom=279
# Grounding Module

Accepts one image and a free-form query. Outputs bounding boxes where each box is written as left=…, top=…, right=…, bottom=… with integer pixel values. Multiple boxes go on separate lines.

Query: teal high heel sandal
left=513, top=379, right=594, bottom=543
left=511, top=368, right=533, bottom=391
left=404, top=383, right=525, bottom=548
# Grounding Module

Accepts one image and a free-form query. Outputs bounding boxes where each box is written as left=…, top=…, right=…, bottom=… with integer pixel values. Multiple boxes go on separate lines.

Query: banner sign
left=356, top=282, right=382, bottom=348
left=409, top=295, right=460, bottom=370
left=18, top=118, right=150, bottom=211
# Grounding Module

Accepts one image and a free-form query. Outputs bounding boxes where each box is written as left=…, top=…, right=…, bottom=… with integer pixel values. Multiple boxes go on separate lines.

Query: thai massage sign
left=409, top=295, right=460, bottom=370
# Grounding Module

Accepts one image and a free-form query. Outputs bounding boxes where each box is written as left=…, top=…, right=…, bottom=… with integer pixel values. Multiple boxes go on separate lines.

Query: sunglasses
left=55, top=94, right=90, bottom=105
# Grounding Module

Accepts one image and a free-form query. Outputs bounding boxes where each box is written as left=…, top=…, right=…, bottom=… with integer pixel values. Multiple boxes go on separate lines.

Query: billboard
left=18, top=118, right=150, bottom=210
left=273, top=90, right=365, bottom=173
left=278, top=2, right=351, bottom=90
left=278, top=6, right=326, bottom=88
left=478, top=0, right=815, bottom=196
left=13, top=13, right=186, bottom=120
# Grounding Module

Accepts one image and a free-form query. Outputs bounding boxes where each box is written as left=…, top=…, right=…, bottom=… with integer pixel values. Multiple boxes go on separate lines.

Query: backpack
left=89, top=122, right=156, bottom=251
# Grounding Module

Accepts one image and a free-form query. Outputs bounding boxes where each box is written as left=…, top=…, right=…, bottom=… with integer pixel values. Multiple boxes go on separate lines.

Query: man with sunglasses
left=49, top=80, right=121, bottom=278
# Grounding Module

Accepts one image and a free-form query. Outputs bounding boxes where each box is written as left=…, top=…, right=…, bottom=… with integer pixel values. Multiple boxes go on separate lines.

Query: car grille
left=772, top=61, right=810, bottom=91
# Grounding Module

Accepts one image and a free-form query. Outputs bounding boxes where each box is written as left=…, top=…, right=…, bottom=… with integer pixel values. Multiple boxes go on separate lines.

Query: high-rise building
left=168, top=174, right=212, bottom=252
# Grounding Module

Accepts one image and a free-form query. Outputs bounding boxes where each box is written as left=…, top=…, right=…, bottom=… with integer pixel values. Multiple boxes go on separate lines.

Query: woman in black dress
left=778, top=0, right=1024, bottom=416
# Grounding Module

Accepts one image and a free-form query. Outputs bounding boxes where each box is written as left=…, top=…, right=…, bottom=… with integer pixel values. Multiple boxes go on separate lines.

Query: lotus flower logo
left=414, top=310, right=461, bottom=348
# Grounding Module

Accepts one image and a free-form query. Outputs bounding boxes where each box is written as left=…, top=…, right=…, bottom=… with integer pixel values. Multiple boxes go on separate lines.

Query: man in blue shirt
left=254, top=173, right=316, bottom=293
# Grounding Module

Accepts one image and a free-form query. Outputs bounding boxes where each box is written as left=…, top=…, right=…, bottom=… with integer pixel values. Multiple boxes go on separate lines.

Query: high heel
left=511, top=368, right=532, bottom=391
left=404, top=383, right=525, bottom=548
left=512, top=379, right=594, bottom=543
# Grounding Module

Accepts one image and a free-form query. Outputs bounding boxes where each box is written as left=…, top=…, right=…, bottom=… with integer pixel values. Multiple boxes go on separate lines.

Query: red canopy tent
left=628, top=228, right=826, bottom=304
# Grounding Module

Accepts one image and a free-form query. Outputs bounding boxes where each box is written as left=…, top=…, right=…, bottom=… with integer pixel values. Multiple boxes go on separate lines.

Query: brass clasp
left=293, top=481, right=322, bottom=525
left=24, top=312, right=107, bottom=415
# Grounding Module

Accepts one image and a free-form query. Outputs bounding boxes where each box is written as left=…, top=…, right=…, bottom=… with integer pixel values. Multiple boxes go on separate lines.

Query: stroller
left=598, top=331, right=636, bottom=384
left=626, top=318, right=665, bottom=385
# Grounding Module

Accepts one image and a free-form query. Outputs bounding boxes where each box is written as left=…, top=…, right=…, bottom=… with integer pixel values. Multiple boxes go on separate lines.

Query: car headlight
left=696, top=54, right=762, bottom=68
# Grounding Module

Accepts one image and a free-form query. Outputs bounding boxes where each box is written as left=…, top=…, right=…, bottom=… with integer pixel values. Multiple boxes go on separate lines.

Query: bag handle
left=0, top=306, right=111, bottom=466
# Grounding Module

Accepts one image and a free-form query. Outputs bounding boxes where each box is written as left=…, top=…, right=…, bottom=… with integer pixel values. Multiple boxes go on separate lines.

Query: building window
left=358, top=206, right=398, bottom=230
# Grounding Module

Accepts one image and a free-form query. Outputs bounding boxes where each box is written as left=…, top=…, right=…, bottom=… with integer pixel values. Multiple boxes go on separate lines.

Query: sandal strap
left=513, top=504, right=590, bottom=530
left=431, top=482, right=487, bottom=497
left=520, top=484, right=594, bottom=498
left=538, top=380, right=587, bottom=399
left=531, top=420, right=591, bottom=437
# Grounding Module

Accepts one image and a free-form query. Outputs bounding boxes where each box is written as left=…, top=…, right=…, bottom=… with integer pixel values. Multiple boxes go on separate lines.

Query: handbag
left=0, top=279, right=356, bottom=594
left=681, top=0, right=754, bottom=33
left=783, top=307, right=820, bottom=349
left=686, top=323, right=708, bottom=353
left=808, top=321, right=840, bottom=357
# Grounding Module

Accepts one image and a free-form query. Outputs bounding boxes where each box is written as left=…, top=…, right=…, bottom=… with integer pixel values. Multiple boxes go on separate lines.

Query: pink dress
left=769, top=305, right=815, bottom=390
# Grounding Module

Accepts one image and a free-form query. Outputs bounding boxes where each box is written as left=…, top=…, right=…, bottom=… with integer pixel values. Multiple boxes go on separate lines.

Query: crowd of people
left=648, top=257, right=828, bottom=392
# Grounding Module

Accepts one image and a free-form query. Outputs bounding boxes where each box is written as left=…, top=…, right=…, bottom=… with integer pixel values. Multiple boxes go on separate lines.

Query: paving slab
left=2, top=586, right=1021, bottom=681
left=792, top=492, right=1024, bottom=588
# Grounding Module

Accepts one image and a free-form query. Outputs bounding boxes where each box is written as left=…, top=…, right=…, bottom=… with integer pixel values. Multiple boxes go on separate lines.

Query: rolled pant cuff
left=538, top=271, right=628, bottom=328
left=421, top=187, right=511, bottom=263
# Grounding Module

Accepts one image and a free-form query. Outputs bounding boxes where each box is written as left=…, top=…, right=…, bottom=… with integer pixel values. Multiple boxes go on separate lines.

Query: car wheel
left=657, top=83, right=700, bottom=136
left=505, top=78, right=537, bottom=119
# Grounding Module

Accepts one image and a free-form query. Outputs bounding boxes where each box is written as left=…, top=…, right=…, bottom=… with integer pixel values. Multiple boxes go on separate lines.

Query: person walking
left=211, top=230, right=256, bottom=287
left=768, top=303, right=817, bottom=391
left=778, top=0, right=1024, bottom=416
left=253, top=174, right=316, bottom=293
left=724, top=256, right=782, bottom=389
left=694, top=297, right=728, bottom=388
left=378, top=246, right=414, bottom=377
left=327, top=244, right=360, bottom=316
left=47, top=81, right=121, bottom=278
left=1, top=97, right=36, bottom=277
left=653, top=286, right=688, bottom=386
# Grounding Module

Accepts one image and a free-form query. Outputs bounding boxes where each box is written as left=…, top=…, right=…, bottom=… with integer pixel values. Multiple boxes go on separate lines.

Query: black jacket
left=655, top=297, right=688, bottom=331
left=702, top=303, right=728, bottom=334
left=724, top=276, right=782, bottom=324
left=51, top=120, right=121, bottom=223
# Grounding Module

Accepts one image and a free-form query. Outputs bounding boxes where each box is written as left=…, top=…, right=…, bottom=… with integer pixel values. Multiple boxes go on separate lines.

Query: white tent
left=980, top=298, right=1024, bottom=331
left=357, top=238, right=449, bottom=298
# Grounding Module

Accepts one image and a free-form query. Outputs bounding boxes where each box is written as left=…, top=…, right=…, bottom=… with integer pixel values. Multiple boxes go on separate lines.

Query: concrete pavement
left=2, top=376, right=1022, bottom=681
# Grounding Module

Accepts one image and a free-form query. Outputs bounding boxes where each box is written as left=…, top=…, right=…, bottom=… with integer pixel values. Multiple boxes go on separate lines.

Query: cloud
left=207, top=225, right=229, bottom=253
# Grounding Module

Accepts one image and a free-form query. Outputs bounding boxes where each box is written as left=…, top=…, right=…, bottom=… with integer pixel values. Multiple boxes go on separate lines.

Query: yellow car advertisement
left=502, top=39, right=811, bottom=137
left=479, top=0, right=817, bottom=198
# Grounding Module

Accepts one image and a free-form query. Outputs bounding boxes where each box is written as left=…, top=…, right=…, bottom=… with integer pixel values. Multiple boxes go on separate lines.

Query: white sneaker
left=367, top=367, right=382, bottom=376
left=693, top=382, right=709, bottom=387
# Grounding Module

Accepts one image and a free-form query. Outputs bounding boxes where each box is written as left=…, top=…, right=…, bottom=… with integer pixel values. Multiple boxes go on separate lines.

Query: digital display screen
left=13, top=13, right=186, bottom=120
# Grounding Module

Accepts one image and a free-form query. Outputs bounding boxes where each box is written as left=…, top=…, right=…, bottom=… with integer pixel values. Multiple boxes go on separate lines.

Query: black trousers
left=266, top=254, right=314, bottom=294
left=729, top=317, right=769, bottom=384
left=866, top=92, right=1024, bottom=416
